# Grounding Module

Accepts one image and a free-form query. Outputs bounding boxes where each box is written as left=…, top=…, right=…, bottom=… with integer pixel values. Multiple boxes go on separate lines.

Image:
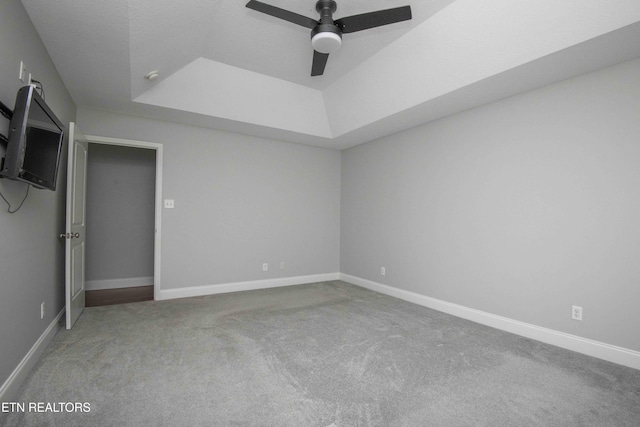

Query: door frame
left=85, top=134, right=163, bottom=300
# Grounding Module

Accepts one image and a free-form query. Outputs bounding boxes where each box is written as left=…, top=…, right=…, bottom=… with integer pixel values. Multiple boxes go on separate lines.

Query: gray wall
left=0, top=0, right=76, bottom=390
left=77, top=109, right=341, bottom=289
left=341, top=58, right=640, bottom=352
left=85, top=144, right=156, bottom=283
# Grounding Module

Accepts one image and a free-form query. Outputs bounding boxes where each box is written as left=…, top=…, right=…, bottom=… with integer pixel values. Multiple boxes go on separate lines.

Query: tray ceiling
left=20, top=0, right=640, bottom=149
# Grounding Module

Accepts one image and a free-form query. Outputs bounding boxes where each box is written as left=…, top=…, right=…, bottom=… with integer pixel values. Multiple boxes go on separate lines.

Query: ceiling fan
left=246, top=0, right=412, bottom=76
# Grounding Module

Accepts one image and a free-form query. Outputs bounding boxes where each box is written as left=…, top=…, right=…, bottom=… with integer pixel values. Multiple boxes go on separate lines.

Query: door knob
left=59, top=232, right=80, bottom=239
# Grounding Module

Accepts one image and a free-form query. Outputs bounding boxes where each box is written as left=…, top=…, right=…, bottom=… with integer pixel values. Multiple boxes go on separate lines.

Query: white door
left=64, top=122, right=88, bottom=329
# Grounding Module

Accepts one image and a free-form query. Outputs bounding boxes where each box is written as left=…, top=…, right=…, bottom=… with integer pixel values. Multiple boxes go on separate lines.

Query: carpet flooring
left=2, top=280, right=640, bottom=426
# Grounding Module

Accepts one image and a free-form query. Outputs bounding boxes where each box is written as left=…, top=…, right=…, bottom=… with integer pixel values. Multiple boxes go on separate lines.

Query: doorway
left=83, top=135, right=163, bottom=304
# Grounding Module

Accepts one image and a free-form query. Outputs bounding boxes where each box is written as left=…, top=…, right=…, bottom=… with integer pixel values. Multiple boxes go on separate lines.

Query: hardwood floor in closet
left=85, top=286, right=153, bottom=307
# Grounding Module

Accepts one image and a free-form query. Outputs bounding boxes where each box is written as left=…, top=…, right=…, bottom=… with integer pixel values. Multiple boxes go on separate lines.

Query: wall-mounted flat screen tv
left=0, top=85, right=65, bottom=191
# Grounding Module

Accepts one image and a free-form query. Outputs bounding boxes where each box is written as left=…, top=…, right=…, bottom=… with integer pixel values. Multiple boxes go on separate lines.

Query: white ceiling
left=20, top=0, right=640, bottom=150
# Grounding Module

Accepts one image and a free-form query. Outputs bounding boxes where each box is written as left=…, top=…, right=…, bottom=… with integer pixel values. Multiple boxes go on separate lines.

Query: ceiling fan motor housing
left=311, top=0, right=342, bottom=54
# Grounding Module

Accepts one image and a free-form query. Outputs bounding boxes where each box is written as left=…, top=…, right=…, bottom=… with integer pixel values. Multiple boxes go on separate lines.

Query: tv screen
left=0, top=85, right=65, bottom=191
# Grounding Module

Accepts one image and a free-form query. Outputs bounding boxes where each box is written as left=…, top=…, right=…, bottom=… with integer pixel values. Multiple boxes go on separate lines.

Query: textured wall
left=341, top=58, right=640, bottom=352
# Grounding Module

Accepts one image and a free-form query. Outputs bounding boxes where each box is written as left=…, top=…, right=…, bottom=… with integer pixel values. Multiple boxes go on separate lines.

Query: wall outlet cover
left=572, top=305, right=583, bottom=321
left=19, top=61, right=28, bottom=83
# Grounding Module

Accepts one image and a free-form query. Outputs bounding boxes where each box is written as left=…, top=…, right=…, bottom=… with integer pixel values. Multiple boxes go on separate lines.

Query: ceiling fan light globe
left=311, top=32, right=342, bottom=54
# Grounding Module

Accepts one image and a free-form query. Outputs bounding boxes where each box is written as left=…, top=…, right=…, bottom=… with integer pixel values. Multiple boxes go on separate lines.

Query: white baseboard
left=0, top=309, right=65, bottom=402
left=86, top=276, right=154, bottom=291
left=158, top=273, right=341, bottom=301
left=340, top=273, right=640, bottom=371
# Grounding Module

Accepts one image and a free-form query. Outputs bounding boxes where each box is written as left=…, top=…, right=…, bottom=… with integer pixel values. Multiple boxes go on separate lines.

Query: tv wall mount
left=0, top=98, right=12, bottom=145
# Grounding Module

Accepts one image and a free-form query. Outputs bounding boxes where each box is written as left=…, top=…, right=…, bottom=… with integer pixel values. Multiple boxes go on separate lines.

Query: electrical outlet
left=262, top=263, right=268, bottom=272
left=40, top=302, right=45, bottom=320
left=280, top=262, right=285, bottom=270
left=571, top=305, right=583, bottom=321
left=19, top=61, right=28, bottom=83
left=380, top=266, right=386, bottom=276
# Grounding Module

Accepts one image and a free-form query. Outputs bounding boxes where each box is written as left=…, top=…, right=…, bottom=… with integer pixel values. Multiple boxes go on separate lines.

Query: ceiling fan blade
left=335, top=6, right=412, bottom=33
left=246, top=0, right=318, bottom=29
left=311, top=51, right=329, bottom=76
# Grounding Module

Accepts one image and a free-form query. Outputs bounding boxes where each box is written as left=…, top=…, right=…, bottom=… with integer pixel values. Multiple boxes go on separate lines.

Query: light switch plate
left=164, top=199, right=175, bottom=208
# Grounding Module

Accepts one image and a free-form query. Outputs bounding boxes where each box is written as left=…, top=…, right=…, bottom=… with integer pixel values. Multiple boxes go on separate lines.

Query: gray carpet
left=2, top=281, right=639, bottom=426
